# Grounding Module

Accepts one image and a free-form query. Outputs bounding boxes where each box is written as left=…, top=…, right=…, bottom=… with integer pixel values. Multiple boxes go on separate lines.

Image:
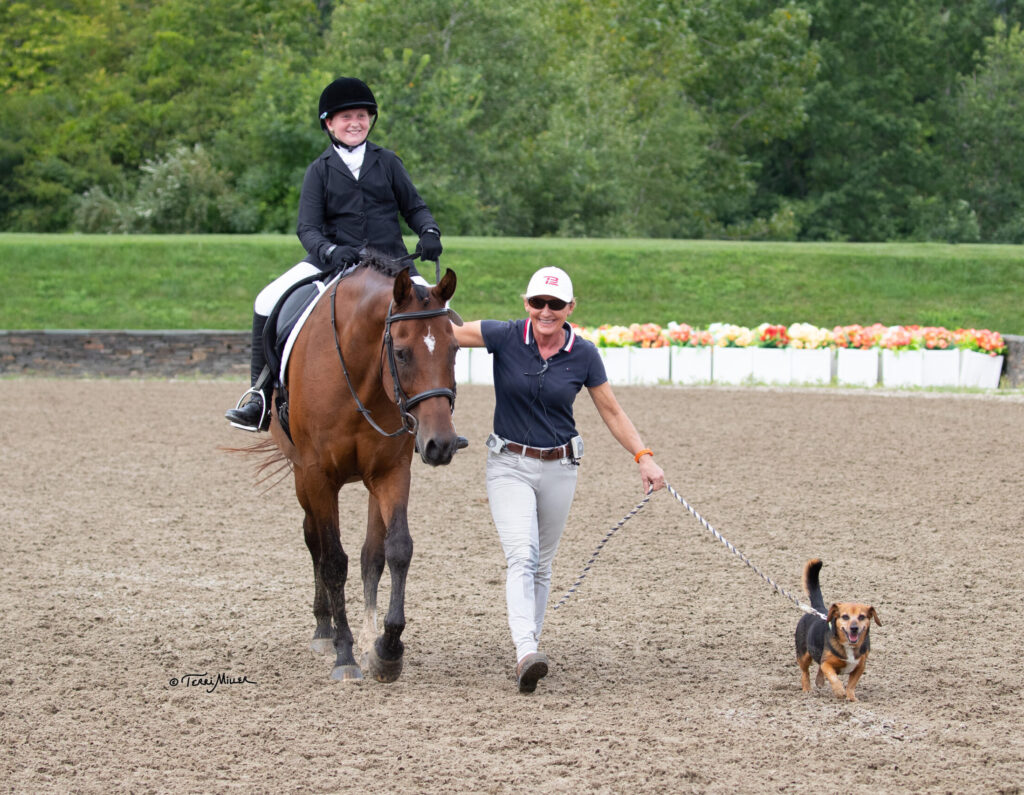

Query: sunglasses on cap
left=527, top=296, right=569, bottom=311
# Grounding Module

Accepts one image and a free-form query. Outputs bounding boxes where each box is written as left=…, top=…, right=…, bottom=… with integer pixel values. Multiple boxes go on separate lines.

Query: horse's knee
left=385, top=533, right=413, bottom=570
left=321, top=546, right=349, bottom=586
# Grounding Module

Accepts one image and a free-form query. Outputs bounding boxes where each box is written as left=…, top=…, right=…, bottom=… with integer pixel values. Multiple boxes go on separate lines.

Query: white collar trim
left=522, top=320, right=576, bottom=352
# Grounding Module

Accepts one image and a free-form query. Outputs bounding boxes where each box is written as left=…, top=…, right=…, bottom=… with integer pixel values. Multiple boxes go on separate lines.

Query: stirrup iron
left=228, top=386, right=269, bottom=432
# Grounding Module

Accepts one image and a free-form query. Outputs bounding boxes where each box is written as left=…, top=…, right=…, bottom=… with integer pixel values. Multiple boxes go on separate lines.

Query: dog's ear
left=868, top=606, right=881, bottom=626
left=827, top=603, right=841, bottom=624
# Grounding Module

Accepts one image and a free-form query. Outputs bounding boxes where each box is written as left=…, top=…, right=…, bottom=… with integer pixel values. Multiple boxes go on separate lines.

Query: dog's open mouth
left=845, top=629, right=860, bottom=642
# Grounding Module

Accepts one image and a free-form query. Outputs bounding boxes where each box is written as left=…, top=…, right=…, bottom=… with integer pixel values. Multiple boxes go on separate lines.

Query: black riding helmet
left=318, top=77, right=378, bottom=148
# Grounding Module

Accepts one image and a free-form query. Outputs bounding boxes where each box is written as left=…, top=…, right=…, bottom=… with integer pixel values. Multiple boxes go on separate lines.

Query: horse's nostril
left=419, top=437, right=457, bottom=465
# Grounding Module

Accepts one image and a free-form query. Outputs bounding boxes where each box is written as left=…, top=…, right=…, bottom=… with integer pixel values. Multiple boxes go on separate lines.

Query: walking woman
left=453, top=266, right=665, bottom=693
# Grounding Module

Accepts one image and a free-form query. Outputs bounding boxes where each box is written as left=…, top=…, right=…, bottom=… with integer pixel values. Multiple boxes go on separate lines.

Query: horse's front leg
left=297, top=469, right=361, bottom=682
left=363, top=476, right=413, bottom=683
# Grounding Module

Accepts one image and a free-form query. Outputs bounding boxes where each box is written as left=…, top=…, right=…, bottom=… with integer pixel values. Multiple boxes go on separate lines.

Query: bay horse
left=268, top=255, right=460, bottom=682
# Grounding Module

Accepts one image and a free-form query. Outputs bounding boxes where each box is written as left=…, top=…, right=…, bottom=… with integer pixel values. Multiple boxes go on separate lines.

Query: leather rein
left=329, top=272, right=455, bottom=439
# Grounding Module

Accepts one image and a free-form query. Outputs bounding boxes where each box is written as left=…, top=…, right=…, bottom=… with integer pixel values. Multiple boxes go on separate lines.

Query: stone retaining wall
left=0, top=330, right=249, bottom=378
left=1006, top=334, right=1024, bottom=387
left=1, top=329, right=1022, bottom=387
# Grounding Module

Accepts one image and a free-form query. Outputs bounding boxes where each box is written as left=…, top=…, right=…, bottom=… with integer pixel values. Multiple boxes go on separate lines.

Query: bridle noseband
left=382, top=302, right=456, bottom=434
left=331, top=280, right=455, bottom=438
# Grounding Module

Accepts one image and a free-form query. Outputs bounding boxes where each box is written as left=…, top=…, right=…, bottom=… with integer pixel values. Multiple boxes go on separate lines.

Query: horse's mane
left=360, top=250, right=409, bottom=279
left=357, top=250, right=434, bottom=299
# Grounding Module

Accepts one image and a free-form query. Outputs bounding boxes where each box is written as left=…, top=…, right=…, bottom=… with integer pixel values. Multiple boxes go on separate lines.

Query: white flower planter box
left=836, top=348, right=879, bottom=387
left=454, top=347, right=470, bottom=384
left=628, top=347, right=671, bottom=385
left=959, top=350, right=1004, bottom=389
left=789, top=348, right=834, bottom=385
left=881, top=349, right=924, bottom=388
left=670, top=346, right=713, bottom=384
left=751, top=348, right=790, bottom=385
left=920, top=349, right=960, bottom=388
left=468, top=348, right=494, bottom=385
left=600, top=348, right=631, bottom=385
left=713, top=347, right=754, bottom=385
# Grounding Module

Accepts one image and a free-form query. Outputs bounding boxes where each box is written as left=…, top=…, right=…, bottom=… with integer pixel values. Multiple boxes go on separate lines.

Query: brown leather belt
left=504, top=441, right=572, bottom=461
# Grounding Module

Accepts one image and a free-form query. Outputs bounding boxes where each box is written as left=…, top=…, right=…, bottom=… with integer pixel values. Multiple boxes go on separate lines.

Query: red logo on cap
left=544, top=276, right=559, bottom=285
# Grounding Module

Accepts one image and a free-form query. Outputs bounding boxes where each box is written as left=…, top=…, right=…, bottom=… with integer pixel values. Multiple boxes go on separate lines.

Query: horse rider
left=226, top=77, right=444, bottom=431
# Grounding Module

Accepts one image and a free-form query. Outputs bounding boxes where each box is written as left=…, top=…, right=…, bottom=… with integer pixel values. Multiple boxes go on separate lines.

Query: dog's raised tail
left=803, top=558, right=827, bottom=614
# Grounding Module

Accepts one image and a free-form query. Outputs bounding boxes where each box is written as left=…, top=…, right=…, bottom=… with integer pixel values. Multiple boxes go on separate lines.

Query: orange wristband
left=634, top=448, right=653, bottom=463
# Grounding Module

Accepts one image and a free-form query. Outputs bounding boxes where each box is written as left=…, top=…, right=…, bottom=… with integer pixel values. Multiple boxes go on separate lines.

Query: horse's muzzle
left=416, top=430, right=459, bottom=467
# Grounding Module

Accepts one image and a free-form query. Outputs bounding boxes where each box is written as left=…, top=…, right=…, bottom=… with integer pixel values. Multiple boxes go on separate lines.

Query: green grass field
left=1, top=234, right=1021, bottom=333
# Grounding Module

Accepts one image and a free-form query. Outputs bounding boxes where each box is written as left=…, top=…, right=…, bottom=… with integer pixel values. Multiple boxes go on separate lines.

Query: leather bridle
left=331, top=282, right=455, bottom=438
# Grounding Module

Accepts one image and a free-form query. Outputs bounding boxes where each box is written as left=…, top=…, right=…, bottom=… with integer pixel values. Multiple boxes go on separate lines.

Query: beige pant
left=486, top=448, right=579, bottom=662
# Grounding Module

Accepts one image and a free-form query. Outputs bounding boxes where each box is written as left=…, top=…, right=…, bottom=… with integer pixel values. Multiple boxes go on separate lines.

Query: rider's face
left=326, top=108, right=371, bottom=147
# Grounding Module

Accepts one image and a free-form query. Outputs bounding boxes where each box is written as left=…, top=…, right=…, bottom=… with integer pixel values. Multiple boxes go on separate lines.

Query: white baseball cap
left=524, top=267, right=574, bottom=303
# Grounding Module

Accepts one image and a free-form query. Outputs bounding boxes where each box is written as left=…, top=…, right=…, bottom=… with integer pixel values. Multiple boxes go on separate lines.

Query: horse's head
left=386, top=267, right=460, bottom=466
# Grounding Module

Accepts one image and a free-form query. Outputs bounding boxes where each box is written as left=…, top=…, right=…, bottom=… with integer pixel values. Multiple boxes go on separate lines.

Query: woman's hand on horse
left=416, top=231, right=442, bottom=262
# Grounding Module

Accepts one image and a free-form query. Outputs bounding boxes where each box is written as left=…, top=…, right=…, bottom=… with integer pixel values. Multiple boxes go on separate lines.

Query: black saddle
left=259, top=270, right=333, bottom=441
left=262, top=273, right=330, bottom=388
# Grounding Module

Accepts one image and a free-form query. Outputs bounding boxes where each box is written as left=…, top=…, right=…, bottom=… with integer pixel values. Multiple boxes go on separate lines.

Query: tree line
left=3, top=0, right=1024, bottom=242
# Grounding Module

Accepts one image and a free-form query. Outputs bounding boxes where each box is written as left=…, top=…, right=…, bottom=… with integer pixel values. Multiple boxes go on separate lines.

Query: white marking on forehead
left=423, top=330, right=436, bottom=354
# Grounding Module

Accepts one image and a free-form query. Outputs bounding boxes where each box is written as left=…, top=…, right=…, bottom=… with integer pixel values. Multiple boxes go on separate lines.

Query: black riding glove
left=326, top=245, right=362, bottom=271
left=415, top=230, right=442, bottom=262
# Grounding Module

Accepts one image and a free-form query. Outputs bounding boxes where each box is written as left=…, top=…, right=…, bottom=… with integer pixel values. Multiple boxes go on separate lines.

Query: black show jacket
left=296, top=142, right=439, bottom=267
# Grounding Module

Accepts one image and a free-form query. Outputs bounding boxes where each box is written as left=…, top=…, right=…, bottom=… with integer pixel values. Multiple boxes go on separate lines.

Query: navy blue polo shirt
left=481, top=319, right=607, bottom=448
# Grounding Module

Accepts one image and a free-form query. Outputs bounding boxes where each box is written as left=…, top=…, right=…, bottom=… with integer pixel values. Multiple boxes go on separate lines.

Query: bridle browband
left=330, top=274, right=455, bottom=439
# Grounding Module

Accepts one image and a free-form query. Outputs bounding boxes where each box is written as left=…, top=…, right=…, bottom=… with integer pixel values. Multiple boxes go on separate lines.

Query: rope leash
left=661, top=483, right=827, bottom=620
left=554, top=482, right=827, bottom=620
left=550, top=489, right=655, bottom=611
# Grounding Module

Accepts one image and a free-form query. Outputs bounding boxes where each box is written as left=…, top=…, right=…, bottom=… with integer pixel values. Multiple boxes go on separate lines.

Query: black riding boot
left=225, top=312, right=271, bottom=431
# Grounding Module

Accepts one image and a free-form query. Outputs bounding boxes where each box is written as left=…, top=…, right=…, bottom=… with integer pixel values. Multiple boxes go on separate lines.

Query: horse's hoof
left=310, top=638, right=334, bottom=655
left=366, top=646, right=403, bottom=683
left=330, top=665, right=364, bottom=683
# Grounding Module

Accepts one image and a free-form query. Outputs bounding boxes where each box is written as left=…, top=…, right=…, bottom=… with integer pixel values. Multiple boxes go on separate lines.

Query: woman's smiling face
left=524, top=295, right=575, bottom=339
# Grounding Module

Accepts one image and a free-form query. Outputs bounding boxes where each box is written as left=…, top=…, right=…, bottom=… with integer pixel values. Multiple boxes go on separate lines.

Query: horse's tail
left=221, top=438, right=293, bottom=493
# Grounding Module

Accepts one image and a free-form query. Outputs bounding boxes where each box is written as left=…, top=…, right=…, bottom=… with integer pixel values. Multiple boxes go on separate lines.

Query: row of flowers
left=575, top=322, right=1007, bottom=356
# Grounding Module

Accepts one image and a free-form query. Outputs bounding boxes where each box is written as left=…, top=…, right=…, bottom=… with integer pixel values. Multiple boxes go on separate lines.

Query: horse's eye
left=394, top=347, right=411, bottom=365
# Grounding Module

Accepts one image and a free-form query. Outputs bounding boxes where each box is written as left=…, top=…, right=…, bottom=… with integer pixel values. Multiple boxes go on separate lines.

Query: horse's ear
left=435, top=268, right=457, bottom=304
left=393, top=268, right=413, bottom=304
